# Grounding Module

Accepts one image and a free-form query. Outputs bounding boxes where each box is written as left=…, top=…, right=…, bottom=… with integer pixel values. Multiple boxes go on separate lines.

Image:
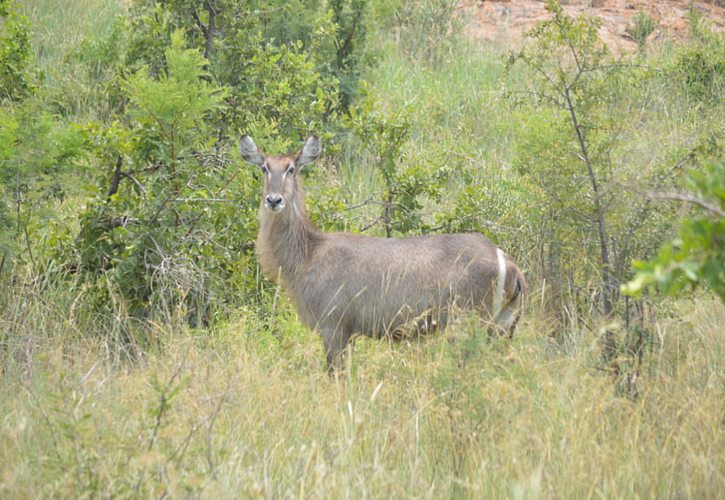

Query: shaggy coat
left=241, top=136, right=526, bottom=371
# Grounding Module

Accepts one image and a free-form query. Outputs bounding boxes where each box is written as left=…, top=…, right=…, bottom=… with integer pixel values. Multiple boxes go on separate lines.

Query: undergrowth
left=1, top=283, right=722, bottom=497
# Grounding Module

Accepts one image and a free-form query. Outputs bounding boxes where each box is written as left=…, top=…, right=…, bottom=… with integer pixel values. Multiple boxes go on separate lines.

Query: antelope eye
left=286, top=166, right=295, bottom=175
left=261, top=164, right=269, bottom=174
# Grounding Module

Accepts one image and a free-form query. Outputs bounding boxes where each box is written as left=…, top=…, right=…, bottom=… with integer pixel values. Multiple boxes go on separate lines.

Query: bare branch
left=172, top=197, right=239, bottom=205
left=566, top=38, right=583, bottom=74
left=615, top=152, right=695, bottom=275
left=530, top=63, right=567, bottom=101
left=107, top=156, right=123, bottom=199
left=359, top=217, right=383, bottom=233
left=646, top=191, right=725, bottom=218
left=109, top=216, right=140, bottom=228
left=507, top=89, right=566, bottom=108
left=340, top=196, right=385, bottom=212
left=121, top=172, right=147, bottom=196
left=191, top=9, right=208, bottom=38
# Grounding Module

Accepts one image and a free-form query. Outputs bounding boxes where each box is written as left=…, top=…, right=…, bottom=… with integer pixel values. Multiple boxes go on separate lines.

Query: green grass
left=20, top=0, right=127, bottom=118
left=1, top=282, right=722, bottom=497
left=370, top=36, right=513, bottom=159
left=21, top=0, right=124, bottom=71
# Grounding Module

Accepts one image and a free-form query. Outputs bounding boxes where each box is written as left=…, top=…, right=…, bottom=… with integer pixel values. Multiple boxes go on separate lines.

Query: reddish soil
left=458, top=0, right=725, bottom=52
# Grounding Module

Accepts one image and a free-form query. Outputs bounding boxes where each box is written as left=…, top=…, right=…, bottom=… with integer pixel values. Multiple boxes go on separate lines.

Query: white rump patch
left=492, top=248, right=506, bottom=319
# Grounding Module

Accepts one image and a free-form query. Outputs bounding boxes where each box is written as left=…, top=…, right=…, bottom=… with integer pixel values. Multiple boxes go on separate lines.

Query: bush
left=671, top=6, right=725, bottom=103
left=70, top=33, right=239, bottom=321
left=628, top=9, right=655, bottom=49
left=624, top=161, right=725, bottom=301
left=56, top=1, right=375, bottom=324
left=392, top=0, right=459, bottom=66
left=0, top=0, right=33, bottom=101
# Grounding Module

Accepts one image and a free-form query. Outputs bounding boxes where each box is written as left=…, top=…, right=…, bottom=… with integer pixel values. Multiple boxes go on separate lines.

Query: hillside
left=460, top=0, right=725, bottom=51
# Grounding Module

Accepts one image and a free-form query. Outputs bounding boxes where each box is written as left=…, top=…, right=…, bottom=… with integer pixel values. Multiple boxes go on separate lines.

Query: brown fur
left=240, top=136, right=526, bottom=371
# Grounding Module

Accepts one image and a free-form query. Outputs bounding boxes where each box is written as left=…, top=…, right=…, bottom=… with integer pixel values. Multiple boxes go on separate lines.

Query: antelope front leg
left=321, top=327, right=351, bottom=376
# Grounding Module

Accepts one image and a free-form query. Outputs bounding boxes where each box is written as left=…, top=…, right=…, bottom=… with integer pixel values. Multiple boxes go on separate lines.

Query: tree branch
left=172, top=197, right=238, bottom=205
left=645, top=191, right=725, bottom=218
left=107, top=156, right=124, bottom=200
left=121, top=172, right=147, bottom=197
left=564, top=86, right=615, bottom=319
left=191, top=9, right=208, bottom=38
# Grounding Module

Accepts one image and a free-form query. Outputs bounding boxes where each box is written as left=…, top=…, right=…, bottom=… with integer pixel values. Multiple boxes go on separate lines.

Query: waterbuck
left=240, top=135, right=526, bottom=372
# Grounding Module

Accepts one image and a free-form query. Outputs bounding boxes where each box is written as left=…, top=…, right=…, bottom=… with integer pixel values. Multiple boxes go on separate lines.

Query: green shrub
left=629, top=9, right=655, bottom=49
left=624, top=161, right=725, bottom=301
left=670, top=6, right=725, bottom=103
left=392, top=0, right=459, bottom=66
left=0, top=0, right=34, bottom=100
left=125, top=0, right=367, bottom=125
left=0, top=98, right=87, bottom=274
left=71, top=34, right=238, bottom=321
left=57, top=1, right=374, bottom=323
left=345, top=96, right=451, bottom=236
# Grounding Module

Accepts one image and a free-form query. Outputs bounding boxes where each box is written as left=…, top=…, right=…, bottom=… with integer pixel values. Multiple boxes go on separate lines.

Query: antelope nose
left=266, top=194, right=284, bottom=210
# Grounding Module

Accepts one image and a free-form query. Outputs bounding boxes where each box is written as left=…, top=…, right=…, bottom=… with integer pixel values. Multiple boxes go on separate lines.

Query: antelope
left=240, top=135, right=526, bottom=372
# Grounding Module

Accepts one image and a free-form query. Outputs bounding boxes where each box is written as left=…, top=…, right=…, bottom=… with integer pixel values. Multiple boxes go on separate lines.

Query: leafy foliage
left=124, top=30, right=226, bottom=164
left=71, top=35, right=240, bottom=321
left=56, top=1, right=373, bottom=323
left=624, top=161, right=725, bottom=301
left=346, top=97, right=449, bottom=236
left=124, top=0, right=367, bottom=134
left=670, top=5, right=725, bottom=104
left=506, top=0, right=618, bottom=314
left=392, top=0, right=459, bottom=66
left=0, top=100, right=86, bottom=274
left=0, top=0, right=33, bottom=101
left=329, top=0, right=369, bottom=111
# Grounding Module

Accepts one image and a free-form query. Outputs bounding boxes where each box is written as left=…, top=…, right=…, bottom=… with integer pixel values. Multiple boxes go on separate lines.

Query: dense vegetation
left=1, top=0, right=723, bottom=496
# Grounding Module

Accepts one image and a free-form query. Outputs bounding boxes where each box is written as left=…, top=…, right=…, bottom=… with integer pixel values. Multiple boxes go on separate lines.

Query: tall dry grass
left=1, top=282, right=722, bottom=498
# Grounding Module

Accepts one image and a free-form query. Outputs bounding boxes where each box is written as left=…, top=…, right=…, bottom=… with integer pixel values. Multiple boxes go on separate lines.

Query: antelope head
left=239, top=135, right=322, bottom=214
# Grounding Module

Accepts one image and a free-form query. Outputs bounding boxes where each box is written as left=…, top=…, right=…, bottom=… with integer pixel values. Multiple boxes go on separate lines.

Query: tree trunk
left=204, top=0, right=216, bottom=62
left=564, top=88, right=618, bottom=365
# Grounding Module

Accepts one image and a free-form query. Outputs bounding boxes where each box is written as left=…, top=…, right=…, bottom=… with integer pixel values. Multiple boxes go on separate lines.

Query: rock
left=458, top=0, right=725, bottom=52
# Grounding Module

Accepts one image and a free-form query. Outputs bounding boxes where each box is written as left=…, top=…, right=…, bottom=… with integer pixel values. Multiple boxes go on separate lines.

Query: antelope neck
left=257, top=196, right=321, bottom=282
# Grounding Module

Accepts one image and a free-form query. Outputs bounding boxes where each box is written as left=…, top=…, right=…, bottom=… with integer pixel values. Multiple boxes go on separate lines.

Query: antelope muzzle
left=265, top=193, right=285, bottom=212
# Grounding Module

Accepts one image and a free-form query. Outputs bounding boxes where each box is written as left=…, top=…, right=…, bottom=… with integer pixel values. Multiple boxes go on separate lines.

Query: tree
left=124, top=0, right=367, bottom=137
left=504, top=0, right=701, bottom=369
left=507, top=0, right=619, bottom=318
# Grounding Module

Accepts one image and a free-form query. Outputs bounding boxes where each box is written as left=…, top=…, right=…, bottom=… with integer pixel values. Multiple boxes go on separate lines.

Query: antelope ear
left=296, top=136, right=322, bottom=168
left=239, top=135, right=265, bottom=167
